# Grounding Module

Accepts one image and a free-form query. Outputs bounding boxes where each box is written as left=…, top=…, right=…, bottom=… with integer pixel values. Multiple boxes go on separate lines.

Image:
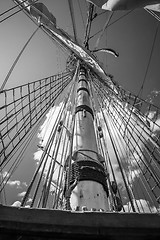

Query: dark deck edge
left=0, top=205, right=160, bottom=239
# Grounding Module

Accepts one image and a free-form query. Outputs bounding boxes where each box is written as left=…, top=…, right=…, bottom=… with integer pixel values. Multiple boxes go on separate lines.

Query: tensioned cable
left=0, top=73, right=73, bottom=168
left=90, top=10, right=133, bottom=40
left=95, top=81, right=160, bottom=170
left=92, top=75, right=160, bottom=151
left=77, top=0, right=85, bottom=29
left=21, top=97, right=68, bottom=207
left=92, top=74, right=160, bottom=210
left=68, top=0, right=78, bottom=43
left=145, top=8, right=160, bottom=22
left=32, top=86, right=75, bottom=208
left=0, top=0, right=28, bottom=17
left=42, top=122, right=64, bottom=208
left=0, top=74, right=71, bottom=142
left=108, top=107, right=160, bottom=210
left=0, top=119, right=39, bottom=193
left=94, top=80, right=160, bottom=205
left=36, top=103, right=67, bottom=208
left=92, top=79, right=160, bottom=172
left=94, top=11, right=113, bottom=50
left=96, top=87, right=146, bottom=211
left=41, top=94, right=72, bottom=208
left=97, top=98, right=136, bottom=212
left=138, top=23, right=159, bottom=98
left=106, top=111, right=151, bottom=213
left=0, top=26, right=40, bottom=92
left=0, top=0, right=38, bottom=24
left=12, top=0, right=72, bottom=59
left=89, top=86, right=116, bottom=211
left=53, top=81, right=77, bottom=209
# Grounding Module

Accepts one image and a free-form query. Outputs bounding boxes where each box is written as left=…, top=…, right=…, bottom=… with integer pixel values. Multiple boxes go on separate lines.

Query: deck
left=0, top=205, right=160, bottom=239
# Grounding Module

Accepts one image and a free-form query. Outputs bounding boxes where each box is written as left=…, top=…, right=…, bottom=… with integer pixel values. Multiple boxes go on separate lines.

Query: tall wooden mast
left=64, top=65, right=109, bottom=211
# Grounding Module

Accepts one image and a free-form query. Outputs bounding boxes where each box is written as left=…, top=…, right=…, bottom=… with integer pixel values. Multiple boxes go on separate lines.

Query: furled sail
left=30, top=2, right=56, bottom=25
left=87, top=0, right=160, bottom=11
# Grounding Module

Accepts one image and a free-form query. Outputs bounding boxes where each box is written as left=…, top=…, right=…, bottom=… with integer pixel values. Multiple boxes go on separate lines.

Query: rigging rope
left=0, top=66, right=160, bottom=211
left=90, top=10, right=133, bottom=40
left=94, top=11, right=113, bottom=50
left=145, top=8, right=160, bottom=22
left=92, top=74, right=160, bottom=211
left=138, top=23, right=159, bottom=98
left=68, top=0, right=78, bottom=43
left=0, top=0, right=38, bottom=24
left=0, top=71, right=73, bottom=168
left=0, top=26, right=40, bottom=92
left=77, top=0, right=85, bottom=29
left=0, top=0, right=28, bottom=17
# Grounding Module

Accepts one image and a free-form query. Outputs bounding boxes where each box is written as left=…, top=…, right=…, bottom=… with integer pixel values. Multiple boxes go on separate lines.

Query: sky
left=0, top=0, right=160, bottom=99
left=0, top=0, right=160, bottom=209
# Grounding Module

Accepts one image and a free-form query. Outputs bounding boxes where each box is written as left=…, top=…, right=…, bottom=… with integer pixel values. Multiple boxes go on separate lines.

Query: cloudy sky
left=0, top=0, right=160, bottom=208
left=1, top=1, right=160, bottom=97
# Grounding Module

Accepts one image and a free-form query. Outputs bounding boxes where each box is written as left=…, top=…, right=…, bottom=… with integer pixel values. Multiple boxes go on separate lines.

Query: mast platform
left=0, top=205, right=160, bottom=240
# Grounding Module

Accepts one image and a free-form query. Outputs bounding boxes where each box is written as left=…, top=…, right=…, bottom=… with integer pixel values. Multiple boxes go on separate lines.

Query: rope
left=0, top=0, right=28, bottom=17
left=77, top=0, right=85, bottom=29
left=90, top=10, right=133, bottom=40
left=92, top=76, right=160, bottom=209
left=68, top=0, right=78, bottom=43
left=145, top=8, right=160, bottom=22
left=0, top=71, right=73, bottom=169
left=94, top=11, right=113, bottom=50
left=0, top=0, right=38, bottom=24
left=138, top=23, right=159, bottom=97
left=0, top=26, right=40, bottom=92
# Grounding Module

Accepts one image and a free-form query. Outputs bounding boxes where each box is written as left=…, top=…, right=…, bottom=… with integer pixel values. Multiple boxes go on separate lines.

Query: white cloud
left=22, top=182, right=28, bottom=187
left=26, top=198, right=32, bottom=203
left=38, top=102, right=65, bottom=147
left=34, top=99, right=72, bottom=184
left=123, top=199, right=159, bottom=213
left=18, top=191, right=26, bottom=198
left=34, top=149, right=43, bottom=162
left=32, top=84, right=160, bottom=210
left=11, top=201, right=21, bottom=207
left=7, top=180, right=21, bottom=188
left=0, top=171, right=10, bottom=178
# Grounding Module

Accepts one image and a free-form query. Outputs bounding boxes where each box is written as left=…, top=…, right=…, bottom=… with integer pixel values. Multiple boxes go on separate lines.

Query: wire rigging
left=0, top=0, right=28, bottom=17
left=0, top=0, right=38, bottom=24
left=94, top=11, right=113, bottom=50
left=90, top=10, right=133, bottom=40
left=0, top=1, right=160, bottom=214
left=77, top=0, right=85, bottom=29
left=68, top=0, right=78, bottom=43
left=0, top=26, right=40, bottom=92
left=145, top=8, right=160, bottom=22
left=138, top=23, right=159, bottom=98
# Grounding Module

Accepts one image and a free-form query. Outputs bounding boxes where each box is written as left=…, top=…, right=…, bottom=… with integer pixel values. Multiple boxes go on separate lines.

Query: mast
left=64, top=64, right=109, bottom=211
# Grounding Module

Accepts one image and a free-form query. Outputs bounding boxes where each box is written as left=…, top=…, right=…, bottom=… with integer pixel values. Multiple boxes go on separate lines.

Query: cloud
left=26, top=198, right=32, bottom=203
left=22, top=182, right=28, bottom=187
left=0, top=171, right=28, bottom=189
left=146, top=89, right=160, bottom=104
left=7, top=180, right=21, bottom=188
left=37, top=102, right=65, bottom=147
left=18, top=191, right=26, bottom=198
left=11, top=201, right=21, bottom=207
left=32, top=82, right=160, bottom=211
left=123, top=199, right=159, bottom=213
left=0, top=171, right=10, bottom=178
left=96, top=97, right=160, bottom=211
